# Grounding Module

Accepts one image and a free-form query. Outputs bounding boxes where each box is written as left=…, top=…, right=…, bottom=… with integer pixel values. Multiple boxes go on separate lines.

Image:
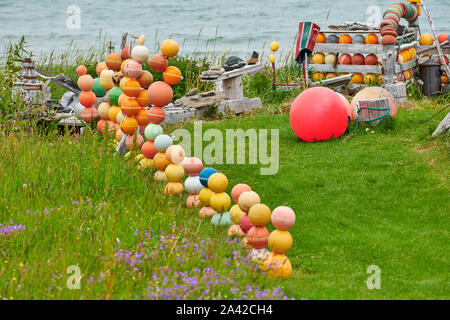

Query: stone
left=224, top=56, right=246, bottom=71
left=217, top=97, right=262, bottom=115
left=174, top=90, right=225, bottom=109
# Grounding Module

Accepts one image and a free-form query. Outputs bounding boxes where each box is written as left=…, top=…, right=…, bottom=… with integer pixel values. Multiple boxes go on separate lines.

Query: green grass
left=1, top=100, right=448, bottom=300
left=169, top=102, right=449, bottom=300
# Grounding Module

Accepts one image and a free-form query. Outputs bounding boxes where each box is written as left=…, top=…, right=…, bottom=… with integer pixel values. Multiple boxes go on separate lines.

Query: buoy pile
left=164, top=145, right=185, bottom=195
left=76, top=73, right=99, bottom=123
left=183, top=157, right=204, bottom=208
left=311, top=33, right=383, bottom=85
left=209, top=173, right=233, bottom=227
left=262, top=206, right=296, bottom=278
left=153, top=134, right=173, bottom=181
left=198, top=168, right=218, bottom=219
left=380, top=2, right=419, bottom=45
left=75, top=36, right=182, bottom=166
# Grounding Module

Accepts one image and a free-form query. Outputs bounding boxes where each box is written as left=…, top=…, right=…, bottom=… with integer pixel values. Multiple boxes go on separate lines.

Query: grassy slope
left=0, top=102, right=448, bottom=300
left=175, top=103, right=449, bottom=300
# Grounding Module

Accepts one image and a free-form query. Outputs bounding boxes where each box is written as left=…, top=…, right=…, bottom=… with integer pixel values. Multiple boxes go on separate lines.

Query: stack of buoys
left=261, top=206, right=296, bottom=278
left=209, top=173, right=233, bottom=227
left=238, top=191, right=261, bottom=247
left=164, top=145, right=185, bottom=195
left=269, top=41, right=279, bottom=65
left=153, top=134, right=173, bottom=181
left=228, top=184, right=252, bottom=238
left=198, top=168, right=218, bottom=219
left=183, top=157, right=204, bottom=208
left=77, top=73, right=99, bottom=123
left=380, top=2, right=419, bottom=45
left=247, top=203, right=271, bottom=261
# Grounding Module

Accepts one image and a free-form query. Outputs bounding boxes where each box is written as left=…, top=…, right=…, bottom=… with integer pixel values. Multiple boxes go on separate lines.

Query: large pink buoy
left=289, top=87, right=348, bottom=142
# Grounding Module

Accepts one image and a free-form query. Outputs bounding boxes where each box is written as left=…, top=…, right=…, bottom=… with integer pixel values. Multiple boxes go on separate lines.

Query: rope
left=410, top=104, right=450, bottom=124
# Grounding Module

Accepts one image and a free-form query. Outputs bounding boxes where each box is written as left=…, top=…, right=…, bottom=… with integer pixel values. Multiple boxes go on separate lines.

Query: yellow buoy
left=160, top=39, right=179, bottom=58
left=270, top=41, right=279, bottom=52
left=269, top=54, right=275, bottom=64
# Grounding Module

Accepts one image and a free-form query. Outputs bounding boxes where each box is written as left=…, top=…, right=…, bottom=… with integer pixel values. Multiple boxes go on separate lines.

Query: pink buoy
left=289, top=87, right=348, bottom=142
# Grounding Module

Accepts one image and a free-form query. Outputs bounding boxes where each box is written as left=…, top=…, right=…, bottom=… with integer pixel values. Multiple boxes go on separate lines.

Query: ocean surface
left=0, top=0, right=449, bottom=60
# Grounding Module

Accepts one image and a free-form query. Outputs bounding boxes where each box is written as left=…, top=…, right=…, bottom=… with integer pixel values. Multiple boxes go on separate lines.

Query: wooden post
left=222, top=77, right=244, bottom=100
left=121, top=33, right=128, bottom=50
left=383, top=45, right=397, bottom=84
left=108, top=41, right=114, bottom=54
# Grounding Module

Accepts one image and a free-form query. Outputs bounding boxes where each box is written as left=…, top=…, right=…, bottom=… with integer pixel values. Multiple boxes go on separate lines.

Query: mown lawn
left=0, top=101, right=448, bottom=300
left=173, top=102, right=449, bottom=300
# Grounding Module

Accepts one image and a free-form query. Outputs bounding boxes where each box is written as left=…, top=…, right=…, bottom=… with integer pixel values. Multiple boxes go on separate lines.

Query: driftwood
left=328, top=22, right=378, bottom=31
left=432, top=112, right=450, bottom=137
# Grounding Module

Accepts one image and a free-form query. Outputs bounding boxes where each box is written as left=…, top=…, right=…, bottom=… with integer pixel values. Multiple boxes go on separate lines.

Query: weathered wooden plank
left=222, top=77, right=244, bottom=100
left=320, top=29, right=380, bottom=34
left=218, top=64, right=263, bottom=81
left=308, top=64, right=382, bottom=74
left=416, top=45, right=450, bottom=56
left=314, top=43, right=384, bottom=55
left=432, top=112, right=450, bottom=137
left=395, top=59, right=418, bottom=74
left=382, top=45, right=396, bottom=84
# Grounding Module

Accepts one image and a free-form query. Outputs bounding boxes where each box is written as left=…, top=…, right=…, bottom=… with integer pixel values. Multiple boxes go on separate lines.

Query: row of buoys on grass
left=133, top=134, right=297, bottom=278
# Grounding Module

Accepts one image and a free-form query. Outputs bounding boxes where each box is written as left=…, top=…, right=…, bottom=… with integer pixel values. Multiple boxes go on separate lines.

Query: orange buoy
left=121, top=46, right=131, bottom=60
left=77, top=75, right=94, bottom=91
left=149, top=54, right=168, bottom=73
left=137, top=89, right=150, bottom=107
left=141, top=141, right=158, bottom=159
left=106, top=53, right=123, bottom=71
left=76, top=65, right=87, bottom=76
left=147, top=81, right=173, bottom=107
left=121, top=97, right=141, bottom=117
left=364, top=34, right=379, bottom=44
left=351, top=54, right=365, bottom=65
left=364, top=54, right=378, bottom=65
left=148, top=106, right=166, bottom=124
left=135, top=107, right=150, bottom=126
left=120, top=117, right=139, bottom=135
left=79, top=90, right=97, bottom=107
left=122, top=79, right=142, bottom=97
left=96, top=62, right=108, bottom=76
left=316, top=33, right=326, bottom=43
left=81, top=107, right=99, bottom=122
left=118, top=93, right=129, bottom=107
left=351, top=73, right=364, bottom=84
left=437, top=33, right=449, bottom=45
left=163, top=66, right=182, bottom=85
left=339, top=34, right=352, bottom=44
left=338, top=54, right=352, bottom=65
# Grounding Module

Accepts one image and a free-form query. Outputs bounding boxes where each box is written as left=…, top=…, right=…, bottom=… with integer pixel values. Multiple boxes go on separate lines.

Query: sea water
left=0, top=0, right=448, bottom=59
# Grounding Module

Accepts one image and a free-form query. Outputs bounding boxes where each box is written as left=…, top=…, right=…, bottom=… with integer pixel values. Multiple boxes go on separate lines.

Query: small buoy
left=270, top=41, right=279, bottom=52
